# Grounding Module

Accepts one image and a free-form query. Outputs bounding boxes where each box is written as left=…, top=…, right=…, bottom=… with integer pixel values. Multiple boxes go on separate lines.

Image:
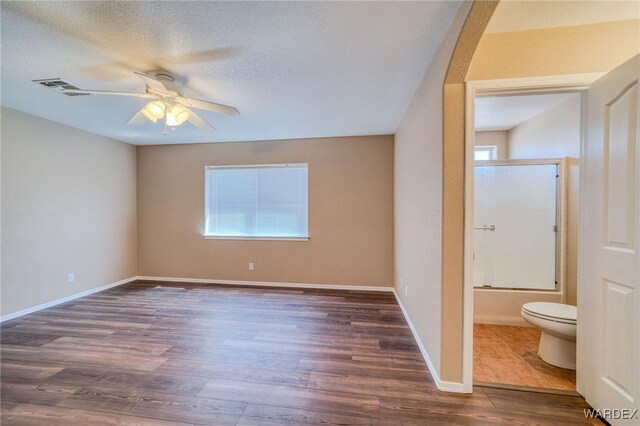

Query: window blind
left=205, top=164, right=308, bottom=238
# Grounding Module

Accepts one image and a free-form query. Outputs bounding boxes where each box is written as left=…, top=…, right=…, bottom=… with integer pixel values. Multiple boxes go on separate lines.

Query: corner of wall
left=440, top=0, right=498, bottom=385
left=1, top=109, right=140, bottom=317
left=134, top=144, right=141, bottom=278
left=392, top=0, right=480, bottom=392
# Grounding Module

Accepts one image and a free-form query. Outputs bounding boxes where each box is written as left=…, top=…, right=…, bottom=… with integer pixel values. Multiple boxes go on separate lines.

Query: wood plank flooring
left=1, top=281, right=600, bottom=425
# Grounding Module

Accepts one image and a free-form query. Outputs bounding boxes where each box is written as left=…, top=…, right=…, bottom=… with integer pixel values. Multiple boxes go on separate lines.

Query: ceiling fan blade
left=181, top=97, right=239, bottom=116
left=134, top=72, right=171, bottom=93
left=127, top=108, right=151, bottom=125
left=187, top=108, right=216, bottom=132
left=62, top=89, right=155, bottom=98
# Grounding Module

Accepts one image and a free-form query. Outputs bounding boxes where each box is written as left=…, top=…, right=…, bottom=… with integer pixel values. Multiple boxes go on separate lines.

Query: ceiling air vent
left=32, top=78, right=89, bottom=96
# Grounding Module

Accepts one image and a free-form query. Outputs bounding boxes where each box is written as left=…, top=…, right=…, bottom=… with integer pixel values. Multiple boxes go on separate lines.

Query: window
left=204, top=164, right=309, bottom=240
left=474, top=146, right=497, bottom=161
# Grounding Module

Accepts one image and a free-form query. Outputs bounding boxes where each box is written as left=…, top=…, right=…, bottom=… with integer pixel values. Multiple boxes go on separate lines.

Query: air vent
left=32, top=78, right=88, bottom=96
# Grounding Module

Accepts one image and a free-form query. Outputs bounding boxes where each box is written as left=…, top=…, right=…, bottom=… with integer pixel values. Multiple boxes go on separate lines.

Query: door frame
left=462, top=73, right=605, bottom=393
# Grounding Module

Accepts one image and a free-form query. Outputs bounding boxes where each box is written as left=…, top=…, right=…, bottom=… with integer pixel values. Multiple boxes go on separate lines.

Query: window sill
left=203, top=235, right=310, bottom=241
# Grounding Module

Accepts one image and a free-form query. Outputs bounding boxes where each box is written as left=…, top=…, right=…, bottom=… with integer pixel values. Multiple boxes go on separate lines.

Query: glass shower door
left=474, top=166, right=496, bottom=288
left=474, top=163, right=558, bottom=290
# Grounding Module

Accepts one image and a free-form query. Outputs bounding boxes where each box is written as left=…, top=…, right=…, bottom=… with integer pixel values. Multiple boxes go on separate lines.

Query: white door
left=579, top=55, right=639, bottom=424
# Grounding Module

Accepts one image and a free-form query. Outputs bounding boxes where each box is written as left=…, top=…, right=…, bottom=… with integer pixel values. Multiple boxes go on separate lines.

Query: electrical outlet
left=67, top=273, right=75, bottom=283
left=249, top=262, right=254, bottom=271
left=400, top=278, right=408, bottom=296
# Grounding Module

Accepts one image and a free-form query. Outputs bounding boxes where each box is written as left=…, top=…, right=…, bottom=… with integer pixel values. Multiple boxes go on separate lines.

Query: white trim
left=464, top=79, right=478, bottom=394
left=474, top=287, right=566, bottom=294
left=464, top=74, right=594, bottom=394
left=473, top=287, right=564, bottom=295
left=203, top=235, right=309, bottom=241
left=0, top=276, right=138, bottom=323
left=203, top=163, right=310, bottom=239
left=475, top=158, right=563, bottom=166
left=470, top=73, right=604, bottom=96
left=205, top=163, right=308, bottom=170
left=137, top=276, right=393, bottom=292
left=557, top=158, right=569, bottom=304
left=392, top=289, right=466, bottom=393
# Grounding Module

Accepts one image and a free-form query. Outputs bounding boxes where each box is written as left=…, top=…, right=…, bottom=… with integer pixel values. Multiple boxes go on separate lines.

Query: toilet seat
left=521, top=302, right=577, bottom=370
left=522, top=302, right=576, bottom=325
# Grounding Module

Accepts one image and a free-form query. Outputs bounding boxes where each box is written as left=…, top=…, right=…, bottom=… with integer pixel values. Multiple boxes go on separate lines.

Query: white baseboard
left=392, top=289, right=466, bottom=393
left=474, top=314, right=528, bottom=326
left=137, top=276, right=394, bottom=292
left=0, top=276, right=138, bottom=323
left=0, top=276, right=392, bottom=323
left=437, top=380, right=466, bottom=393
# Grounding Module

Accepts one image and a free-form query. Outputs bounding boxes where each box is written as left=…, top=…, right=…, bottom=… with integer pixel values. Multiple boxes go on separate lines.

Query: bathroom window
left=204, top=164, right=309, bottom=240
left=474, top=146, right=497, bottom=161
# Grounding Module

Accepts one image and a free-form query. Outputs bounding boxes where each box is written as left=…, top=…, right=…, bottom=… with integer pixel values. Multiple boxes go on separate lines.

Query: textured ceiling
left=475, top=93, right=579, bottom=132
left=486, top=0, right=640, bottom=33
left=1, top=1, right=461, bottom=145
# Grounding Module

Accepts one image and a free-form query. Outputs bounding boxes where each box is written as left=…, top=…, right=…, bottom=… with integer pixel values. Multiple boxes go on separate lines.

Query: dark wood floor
left=1, top=281, right=599, bottom=425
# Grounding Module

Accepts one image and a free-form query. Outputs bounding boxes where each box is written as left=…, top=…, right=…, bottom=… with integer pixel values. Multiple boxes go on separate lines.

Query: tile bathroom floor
left=473, top=324, right=576, bottom=391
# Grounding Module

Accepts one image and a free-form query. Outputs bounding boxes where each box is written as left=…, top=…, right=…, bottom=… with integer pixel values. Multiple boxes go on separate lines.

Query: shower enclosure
left=473, top=159, right=565, bottom=291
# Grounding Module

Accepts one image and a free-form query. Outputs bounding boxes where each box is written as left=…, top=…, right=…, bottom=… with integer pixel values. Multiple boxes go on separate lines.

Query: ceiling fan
left=61, top=72, right=239, bottom=133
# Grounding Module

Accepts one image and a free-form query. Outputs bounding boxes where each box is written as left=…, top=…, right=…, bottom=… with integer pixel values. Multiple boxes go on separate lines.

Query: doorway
left=462, top=75, right=603, bottom=393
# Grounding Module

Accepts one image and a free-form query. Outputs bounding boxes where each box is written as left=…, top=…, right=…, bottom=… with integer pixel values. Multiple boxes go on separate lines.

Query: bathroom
left=471, top=91, right=581, bottom=391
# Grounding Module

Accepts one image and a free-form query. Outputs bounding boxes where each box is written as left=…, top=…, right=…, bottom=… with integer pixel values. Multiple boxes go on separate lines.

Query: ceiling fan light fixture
left=61, top=72, right=231, bottom=133
left=142, top=101, right=166, bottom=122
left=166, top=104, right=190, bottom=127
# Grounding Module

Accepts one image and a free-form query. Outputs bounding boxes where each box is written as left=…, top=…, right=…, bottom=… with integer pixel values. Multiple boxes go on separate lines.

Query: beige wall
left=474, top=290, right=562, bottom=325
left=137, top=136, right=394, bottom=287
left=394, top=2, right=473, bottom=380
left=474, top=131, right=508, bottom=159
left=1, top=107, right=137, bottom=316
left=468, top=19, right=640, bottom=81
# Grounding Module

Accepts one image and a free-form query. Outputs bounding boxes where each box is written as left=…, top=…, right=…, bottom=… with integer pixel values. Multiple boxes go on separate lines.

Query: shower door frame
left=462, top=73, right=604, bottom=393
left=473, top=158, right=567, bottom=293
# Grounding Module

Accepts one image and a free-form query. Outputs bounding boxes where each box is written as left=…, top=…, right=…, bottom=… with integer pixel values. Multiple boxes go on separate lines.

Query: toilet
left=521, top=302, right=577, bottom=370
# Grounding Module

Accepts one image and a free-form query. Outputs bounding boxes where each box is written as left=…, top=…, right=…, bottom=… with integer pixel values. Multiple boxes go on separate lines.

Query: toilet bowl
left=521, top=302, right=577, bottom=370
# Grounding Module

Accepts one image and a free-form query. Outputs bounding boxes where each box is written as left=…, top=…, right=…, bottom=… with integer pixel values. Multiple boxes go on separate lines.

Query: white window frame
left=203, top=163, right=310, bottom=241
left=474, top=145, right=498, bottom=161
